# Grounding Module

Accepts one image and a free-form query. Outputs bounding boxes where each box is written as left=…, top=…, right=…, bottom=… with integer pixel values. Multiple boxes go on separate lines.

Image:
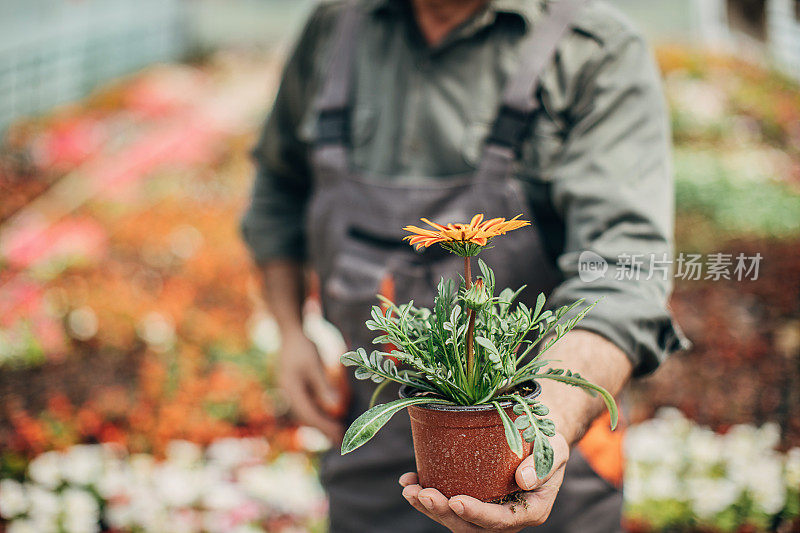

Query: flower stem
left=464, top=255, right=475, bottom=384
left=466, top=309, right=476, bottom=383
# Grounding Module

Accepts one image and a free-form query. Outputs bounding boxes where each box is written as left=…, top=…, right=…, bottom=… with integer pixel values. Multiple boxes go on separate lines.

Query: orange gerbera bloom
left=403, top=214, right=530, bottom=252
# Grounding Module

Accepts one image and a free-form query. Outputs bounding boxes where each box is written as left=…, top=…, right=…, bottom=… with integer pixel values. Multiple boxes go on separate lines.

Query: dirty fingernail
left=521, top=466, right=537, bottom=489
left=419, top=496, right=433, bottom=509
left=449, top=499, right=465, bottom=515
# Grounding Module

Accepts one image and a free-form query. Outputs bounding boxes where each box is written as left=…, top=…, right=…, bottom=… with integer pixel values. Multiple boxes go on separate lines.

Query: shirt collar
left=364, top=0, right=546, bottom=30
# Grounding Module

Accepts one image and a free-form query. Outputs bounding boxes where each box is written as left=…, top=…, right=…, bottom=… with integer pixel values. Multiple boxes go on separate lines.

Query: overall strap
left=477, top=0, right=591, bottom=182
left=314, top=1, right=364, bottom=147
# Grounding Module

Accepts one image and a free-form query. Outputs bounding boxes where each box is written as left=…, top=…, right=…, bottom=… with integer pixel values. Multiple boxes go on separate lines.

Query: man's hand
left=277, top=330, right=344, bottom=443
left=399, top=433, right=569, bottom=532
left=258, top=260, right=344, bottom=443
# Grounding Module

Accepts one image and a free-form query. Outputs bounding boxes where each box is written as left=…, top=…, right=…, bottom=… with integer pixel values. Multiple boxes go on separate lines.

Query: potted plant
left=339, top=214, right=618, bottom=502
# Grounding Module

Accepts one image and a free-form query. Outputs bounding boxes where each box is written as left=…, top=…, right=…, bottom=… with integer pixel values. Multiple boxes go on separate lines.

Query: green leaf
left=536, top=374, right=619, bottom=430
left=532, top=293, right=546, bottom=321
left=342, top=397, right=450, bottom=455
left=536, top=418, right=556, bottom=437
left=341, top=348, right=368, bottom=367
left=474, top=336, right=502, bottom=367
left=522, top=426, right=536, bottom=441
left=514, top=415, right=531, bottom=430
left=493, top=402, right=524, bottom=459
left=533, top=434, right=554, bottom=479
left=532, top=403, right=550, bottom=416
left=474, top=336, right=496, bottom=352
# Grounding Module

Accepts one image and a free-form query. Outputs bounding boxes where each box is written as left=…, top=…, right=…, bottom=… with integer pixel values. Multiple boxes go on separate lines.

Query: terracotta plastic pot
left=399, top=381, right=541, bottom=502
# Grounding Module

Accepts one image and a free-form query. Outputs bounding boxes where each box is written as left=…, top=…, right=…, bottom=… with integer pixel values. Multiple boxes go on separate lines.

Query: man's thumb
left=515, top=454, right=542, bottom=491
left=516, top=434, right=569, bottom=490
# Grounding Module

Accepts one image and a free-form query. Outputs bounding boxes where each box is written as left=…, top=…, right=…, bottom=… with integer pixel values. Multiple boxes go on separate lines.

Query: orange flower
left=403, top=214, right=530, bottom=252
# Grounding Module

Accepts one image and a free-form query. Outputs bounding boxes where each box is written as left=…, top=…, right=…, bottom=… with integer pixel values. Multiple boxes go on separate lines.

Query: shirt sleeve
left=239, top=6, right=331, bottom=264
left=546, top=31, right=689, bottom=376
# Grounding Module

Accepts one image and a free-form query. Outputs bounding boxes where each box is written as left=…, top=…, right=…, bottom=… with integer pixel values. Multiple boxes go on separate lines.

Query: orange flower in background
left=403, top=214, right=530, bottom=254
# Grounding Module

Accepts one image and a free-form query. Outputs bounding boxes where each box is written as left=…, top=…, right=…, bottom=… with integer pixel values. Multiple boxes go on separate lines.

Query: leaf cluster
left=340, top=260, right=618, bottom=477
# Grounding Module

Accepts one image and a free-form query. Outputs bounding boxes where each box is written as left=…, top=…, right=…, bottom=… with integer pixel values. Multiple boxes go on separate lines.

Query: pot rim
left=398, top=380, right=541, bottom=412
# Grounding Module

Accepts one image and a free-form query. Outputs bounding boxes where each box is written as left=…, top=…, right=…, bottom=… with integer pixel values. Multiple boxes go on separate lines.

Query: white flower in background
left=67, top=307, right=99, bottom=341
left=239, top=454, right=324, bottom=515
left=785, top=447, right=800, bottom=487
left=296, top=426, right=331, bottom=452
left=757, top=423, right=781, bottom=451
left=166, top=440, right=203, bottom=468
left=61, top=445, right=104, bottom=486
left=61, top=488, right=100, bottom=533
left=26, top=485, right=59, bottom=532
left=137, top=311, right=176, bottom=350
left=118, top=486, right=168, bottom=531
left=129, top=453, right=156, bottom=481
left=686, top=426, right=723, bottom=468
left=687, top=477, right=741, bottom=519
left=624, top=417, right=683, bottom=469
left=96, top=462, right=130, bottom=500
left=202, top=481, right=247, bottom=511
left=0, top=479, right=28, bottom=518
left=622, top=472, right=645, bottom=506
left=231, top=525, right=267, bottom=533
left=104, top=501, right=134, bottom=531
left=169, top=508, right=204, bottom=533
left=249, top=313, right=281, bottom=354
left=722, top=423, right=780, bottom=467
left=153, top=463, right=202, bottom=508
left=28, top=451, right=62, bottom=489
left=207, top=437, right=268, bottom=470
left=202, top=510, right=231, bottom=533
left=644, top=466, right=683, bottom=502
left=734, top=453, right=787, bottom=515
left=6, top=518, right=39, bottom=533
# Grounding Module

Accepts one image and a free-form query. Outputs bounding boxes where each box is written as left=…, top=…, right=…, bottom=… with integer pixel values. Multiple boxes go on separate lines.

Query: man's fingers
left=417, top=488, right=476, bottom=531
left=448, top=495, right=519, bottom=531
left=515, top=433, right=570, bottom=490
left=399, top=472, right=418, bottom=487
left=282, top=380, right=342, bottom=442
left=401, top=484, right=435, bottom=519
left=308, top=363, right=342, bottom=412
left=403, top=484, right=477, bottom=532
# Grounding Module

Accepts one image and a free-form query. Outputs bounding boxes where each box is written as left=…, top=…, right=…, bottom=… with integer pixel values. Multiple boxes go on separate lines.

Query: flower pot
left=399, top=381, right=541, bottom=502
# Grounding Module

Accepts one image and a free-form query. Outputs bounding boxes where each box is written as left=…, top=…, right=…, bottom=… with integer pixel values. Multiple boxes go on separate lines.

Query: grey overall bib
left=306, top=1, right=623, bottom=531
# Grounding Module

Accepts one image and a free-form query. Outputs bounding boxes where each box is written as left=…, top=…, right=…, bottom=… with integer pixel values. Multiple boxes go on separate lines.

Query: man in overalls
left=241, top=0, right=685, bottom=531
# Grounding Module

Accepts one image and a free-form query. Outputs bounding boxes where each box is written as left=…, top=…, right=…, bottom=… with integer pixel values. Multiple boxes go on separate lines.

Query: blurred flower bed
left=0, top=439, right=326, bottom=533
left=626, top=47, right=800, bottom=436
left=0, top=52, right=336, bottom=532
left=0, top=45, right=799, bottom=532
left=622, top=46, right=800, bottom=533
left=624, top=409, right=799, bottom=533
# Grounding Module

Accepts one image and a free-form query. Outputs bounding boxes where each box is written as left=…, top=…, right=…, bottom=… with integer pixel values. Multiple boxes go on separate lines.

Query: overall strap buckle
left=316, top=108, right=350, bottom=146
left=486, top=105, right=533, bottom=155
